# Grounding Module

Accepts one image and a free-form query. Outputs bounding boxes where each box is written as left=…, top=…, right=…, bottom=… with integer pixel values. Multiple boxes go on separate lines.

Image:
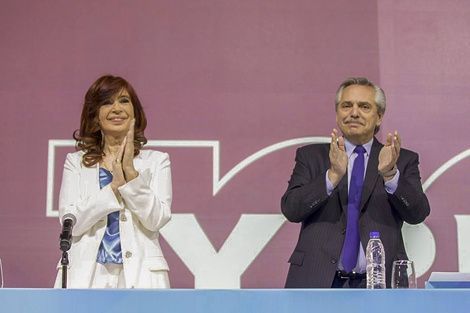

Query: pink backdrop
left=1, top=0, right=470, bottom=288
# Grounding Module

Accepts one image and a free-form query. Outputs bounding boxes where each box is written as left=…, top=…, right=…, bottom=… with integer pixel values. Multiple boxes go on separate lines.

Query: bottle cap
left=369, top=231, right=380, bottom=238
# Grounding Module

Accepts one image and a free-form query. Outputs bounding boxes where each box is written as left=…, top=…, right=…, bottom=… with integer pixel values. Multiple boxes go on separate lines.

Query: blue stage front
left=1, top=289, right=469, bottom=313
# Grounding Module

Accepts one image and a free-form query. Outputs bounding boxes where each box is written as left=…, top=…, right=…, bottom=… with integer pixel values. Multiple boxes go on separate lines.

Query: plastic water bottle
left=366, top=231, right=386, bottom=289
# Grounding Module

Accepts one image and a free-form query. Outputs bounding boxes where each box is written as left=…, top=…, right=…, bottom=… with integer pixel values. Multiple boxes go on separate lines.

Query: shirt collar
left=344, top=137, right=373, bottom=157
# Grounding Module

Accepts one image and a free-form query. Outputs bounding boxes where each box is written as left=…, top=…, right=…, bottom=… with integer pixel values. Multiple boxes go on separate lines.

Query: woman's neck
left=102, top=134, right=124, bottom=157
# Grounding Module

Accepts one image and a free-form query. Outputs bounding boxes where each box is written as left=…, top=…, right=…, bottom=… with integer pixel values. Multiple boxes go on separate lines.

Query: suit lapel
left=360, top=137, right=383, bottom=211
left=134, top=154, right=142, bottom=169
left=338, top=172, right=349, bottom=213
left=78, top=161, right=100, bottom=195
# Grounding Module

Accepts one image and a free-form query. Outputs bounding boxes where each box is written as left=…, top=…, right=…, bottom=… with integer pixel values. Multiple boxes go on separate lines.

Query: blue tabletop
left=1, top=288, right=469, bottom=313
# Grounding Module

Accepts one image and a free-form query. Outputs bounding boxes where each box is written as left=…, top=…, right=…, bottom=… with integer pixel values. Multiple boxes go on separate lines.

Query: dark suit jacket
left=281, top=137, right=430, bottom=288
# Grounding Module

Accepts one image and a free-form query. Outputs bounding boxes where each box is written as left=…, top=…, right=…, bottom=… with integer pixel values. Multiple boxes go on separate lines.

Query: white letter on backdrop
left=160, top=213, right=286, bottom=289
left=455, top=215, right=470, bottom=272
left=402, top=222, right=436, bottom=277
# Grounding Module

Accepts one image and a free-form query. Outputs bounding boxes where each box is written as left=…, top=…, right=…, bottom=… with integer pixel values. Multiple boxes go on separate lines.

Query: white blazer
left=54, top=149, right=172, bottom=288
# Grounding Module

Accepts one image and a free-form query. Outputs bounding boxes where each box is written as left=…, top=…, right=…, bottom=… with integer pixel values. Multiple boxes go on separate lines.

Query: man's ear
left=376, top=112, right=384, bottom=126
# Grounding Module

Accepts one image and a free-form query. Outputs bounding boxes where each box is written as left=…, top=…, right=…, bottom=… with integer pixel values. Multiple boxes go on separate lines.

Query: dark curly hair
left=73, top=75, right=148, bottom=167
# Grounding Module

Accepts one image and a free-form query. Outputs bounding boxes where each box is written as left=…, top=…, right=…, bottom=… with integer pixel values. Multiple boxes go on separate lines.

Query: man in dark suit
left=281, top=77, right=430, bottom=288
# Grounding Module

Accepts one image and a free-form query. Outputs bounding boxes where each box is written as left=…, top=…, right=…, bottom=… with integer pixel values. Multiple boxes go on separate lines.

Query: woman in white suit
left=54, top=75, right=172, bottom=288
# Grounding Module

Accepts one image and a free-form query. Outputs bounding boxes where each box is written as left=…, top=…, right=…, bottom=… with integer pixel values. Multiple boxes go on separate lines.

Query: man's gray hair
left=334, top=77, right=386, bottom=134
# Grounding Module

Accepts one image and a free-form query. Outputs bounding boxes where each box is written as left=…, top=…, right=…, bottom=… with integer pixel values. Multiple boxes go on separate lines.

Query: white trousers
left=91, top=263, right=127, bottom=288
left=91, top=263, right=170, bottom=288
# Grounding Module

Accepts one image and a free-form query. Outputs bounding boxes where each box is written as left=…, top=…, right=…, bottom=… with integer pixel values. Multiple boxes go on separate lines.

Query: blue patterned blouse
left=96, top=168, right=123, bottom=264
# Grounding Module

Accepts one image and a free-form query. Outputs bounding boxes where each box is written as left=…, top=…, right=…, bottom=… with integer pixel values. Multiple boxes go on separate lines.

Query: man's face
left=336, top=85, right=383, bottom=145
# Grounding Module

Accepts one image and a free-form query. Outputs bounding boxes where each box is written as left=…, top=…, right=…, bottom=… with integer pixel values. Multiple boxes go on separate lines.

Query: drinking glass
left=391, top=260, right=416, bottom=289
left=0, top=259, right=3, bottom=288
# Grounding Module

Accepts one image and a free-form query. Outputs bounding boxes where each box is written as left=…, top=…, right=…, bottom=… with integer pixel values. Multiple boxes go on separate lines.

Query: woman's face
left=98, top=89, right=135, bottom=137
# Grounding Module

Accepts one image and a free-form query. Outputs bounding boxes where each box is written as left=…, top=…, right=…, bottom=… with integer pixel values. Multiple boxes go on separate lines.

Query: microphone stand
left=59, top=219, right=74, bottom=289
left=61, top=250, right=69, bottom=289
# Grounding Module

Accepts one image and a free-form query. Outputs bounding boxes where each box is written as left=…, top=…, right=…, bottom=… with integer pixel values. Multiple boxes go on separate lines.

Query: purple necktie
left=341, top=145, right=365, bottom=273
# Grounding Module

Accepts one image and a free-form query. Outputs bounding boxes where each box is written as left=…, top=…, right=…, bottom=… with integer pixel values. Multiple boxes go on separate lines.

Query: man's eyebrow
left=340, top=101, right=372, bottom=106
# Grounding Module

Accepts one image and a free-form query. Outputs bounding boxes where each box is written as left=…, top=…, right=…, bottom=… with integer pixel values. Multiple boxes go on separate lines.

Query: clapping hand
left=121, top=119, right=139, bottom=182
left=378, top=131, right=401, bottom=179
left=111, top=119, right=139, bottom=197
left=328, top=129, right=348, bottom=187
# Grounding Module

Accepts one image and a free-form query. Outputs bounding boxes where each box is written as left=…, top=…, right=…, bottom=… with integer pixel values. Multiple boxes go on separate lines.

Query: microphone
left=59, top=213, right=76, bottom=252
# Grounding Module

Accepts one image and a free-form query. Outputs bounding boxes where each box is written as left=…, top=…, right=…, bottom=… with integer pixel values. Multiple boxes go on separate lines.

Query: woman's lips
left=109, top=117, right=127, bottom=122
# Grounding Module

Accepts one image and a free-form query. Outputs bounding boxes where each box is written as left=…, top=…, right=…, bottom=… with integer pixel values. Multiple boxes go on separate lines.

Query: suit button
left=341, top=228, right=346, bottom=234
left=120, top=214, right=127, bottom=222
left=400, top=196, right=410, bottom=207
left=331, top=258, right=337, bottom=264
left=125, top=251, right=132, bottom=258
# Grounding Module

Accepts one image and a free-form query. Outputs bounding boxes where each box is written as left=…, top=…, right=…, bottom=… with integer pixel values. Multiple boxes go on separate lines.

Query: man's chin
left=341, top=127, right=361, bottom=136
left=342, top=131, right=365, bottom=141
